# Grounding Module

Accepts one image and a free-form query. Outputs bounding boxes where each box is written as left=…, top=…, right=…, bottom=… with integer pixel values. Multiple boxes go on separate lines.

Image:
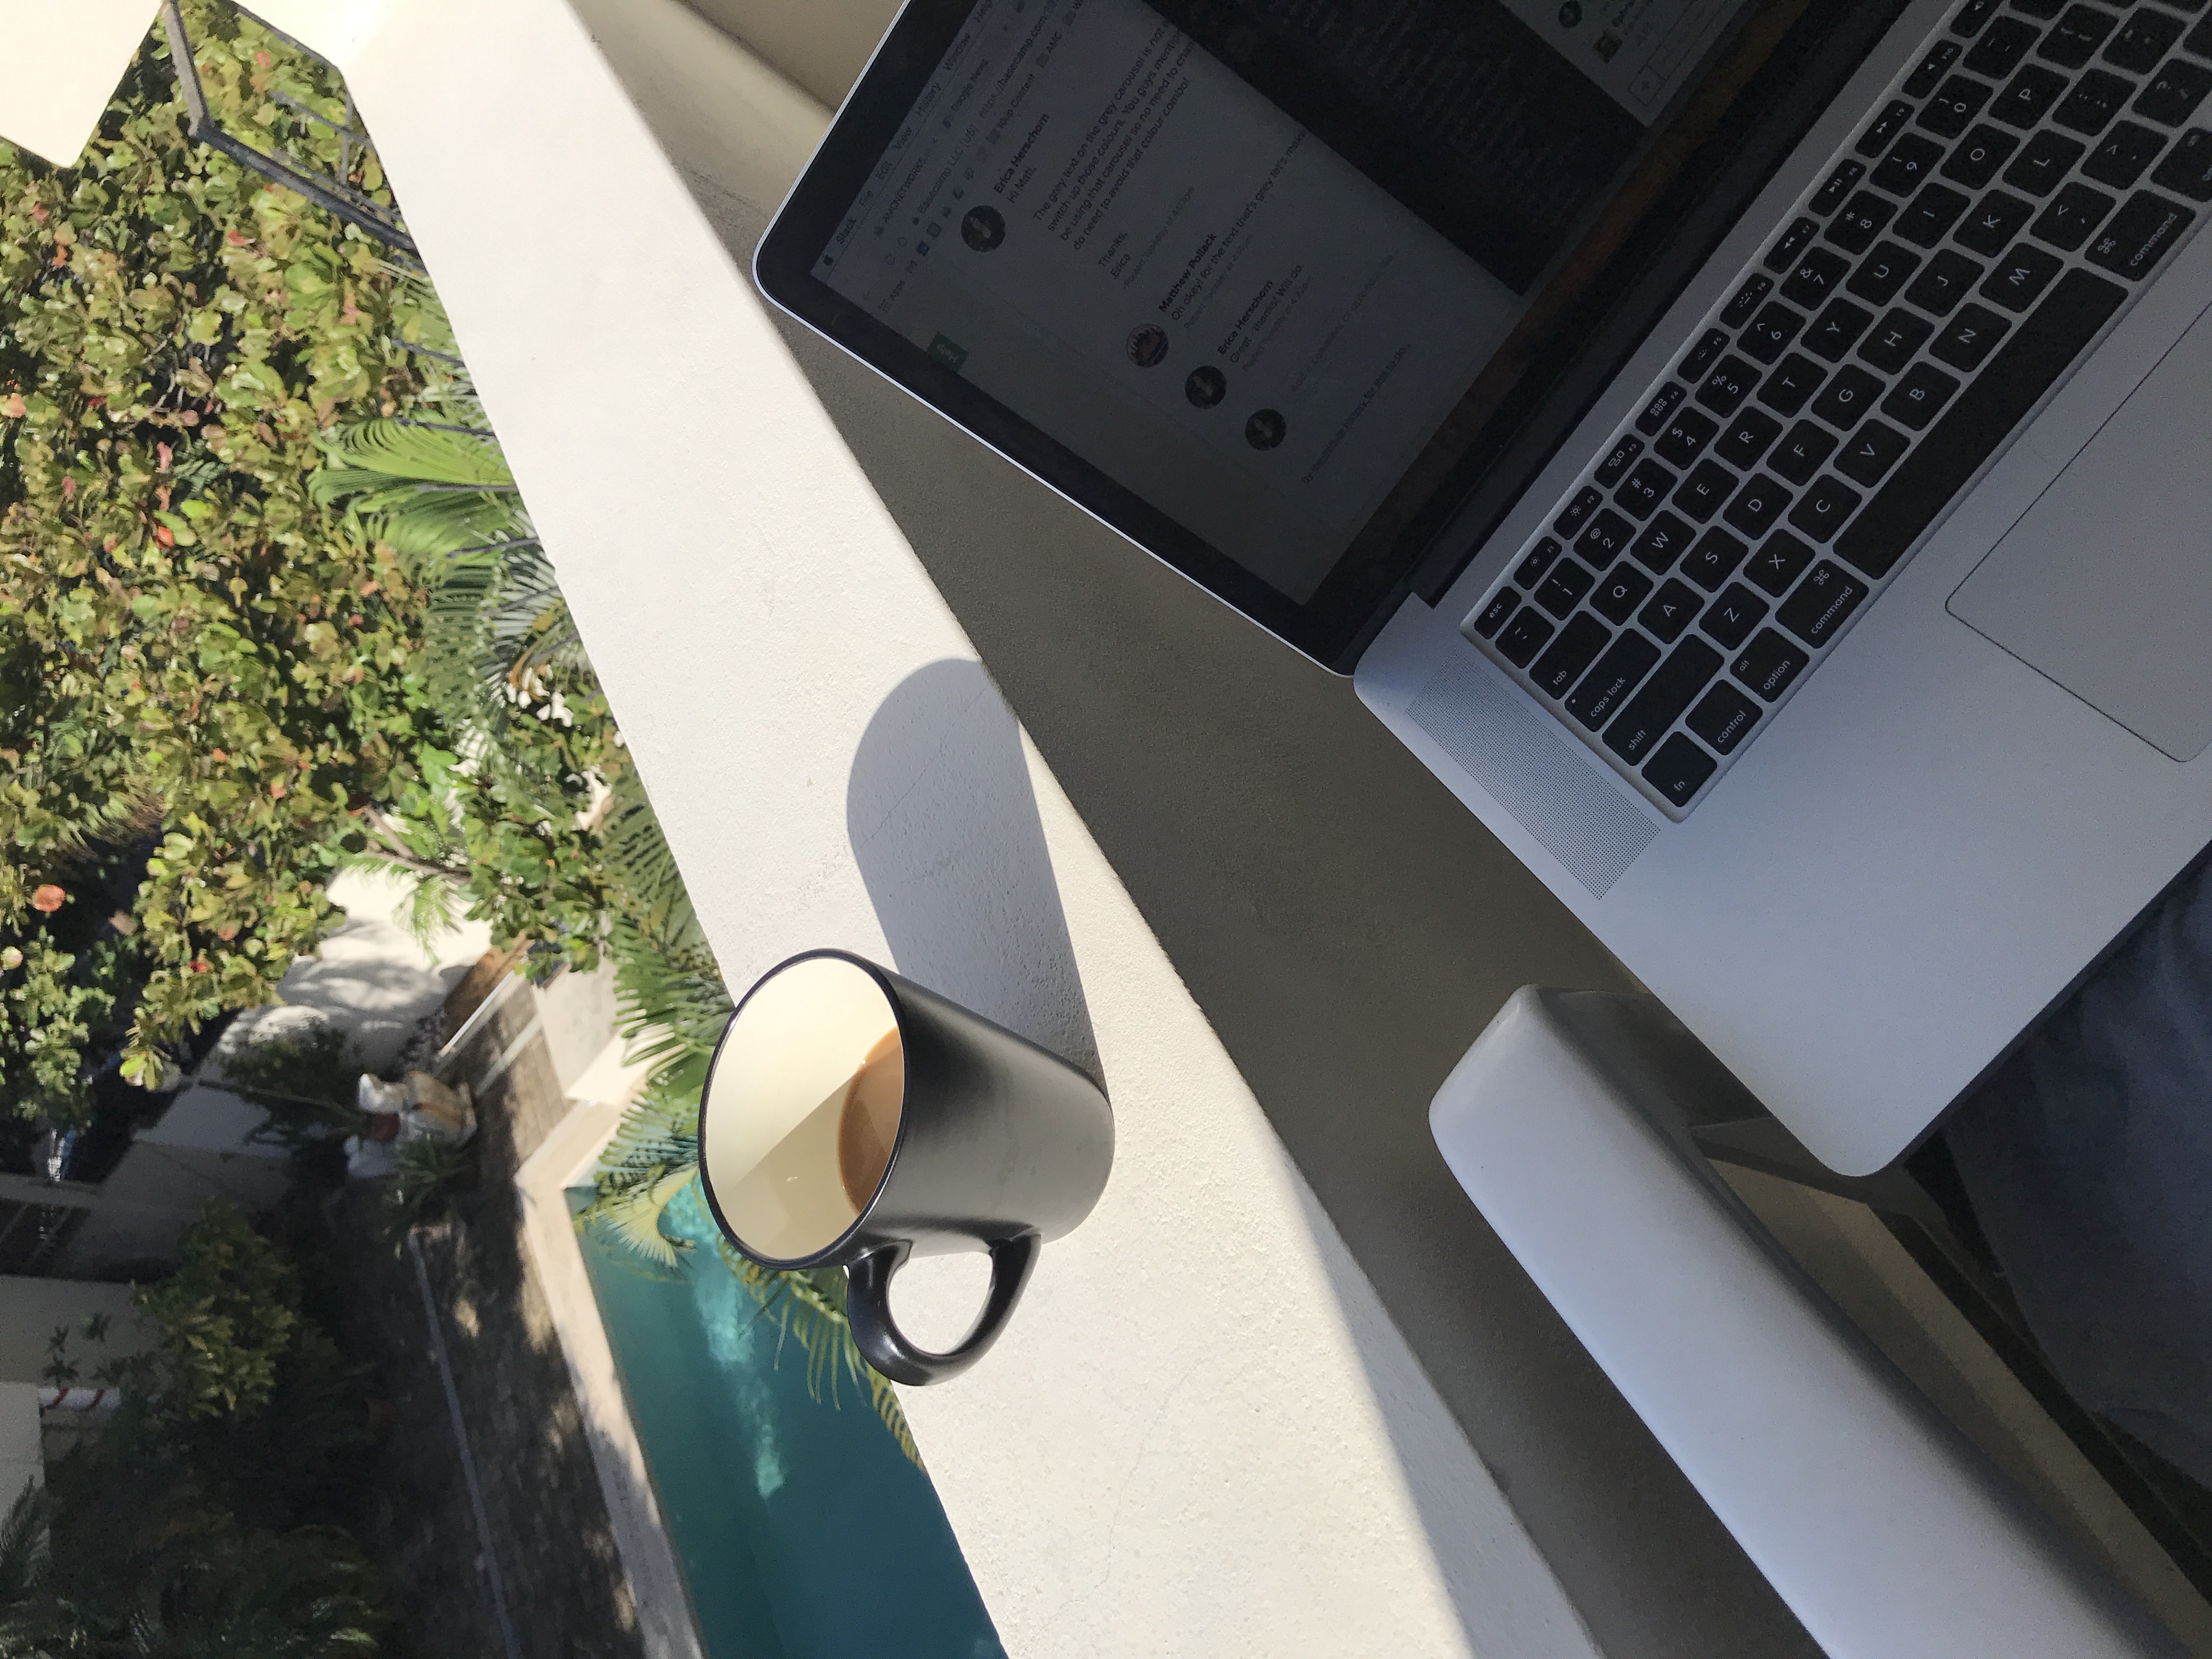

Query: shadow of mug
left=846, top=658, right=1102, bottom=1085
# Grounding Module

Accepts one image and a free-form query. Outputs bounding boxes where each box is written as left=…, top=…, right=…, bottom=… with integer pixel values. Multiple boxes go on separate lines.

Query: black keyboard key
left=1993, top=63, right=2072, bottom=126
left=1781, top=245, right=1853, bottom=307
left=1674, top=459, right=1740, bottom=522
left=1778, top=246, right=1849, bottom=312
left=2086, top=188, right=2198, bottom=275
left=1630, top=510, right=1696, bottom=573
left=1733, top=629, right=1812, bottom=700
left=1654, top=407, right=1721, bottom=467
left=1555, top=486, right=1604, bottom=535
left=1590, top=561, right=1657, bottom=623
left=1515, top=537, right=1563, bottom=587
left=2194, top=12, right=2212, bottom=50
left=1874, top=133, right=1950, bottom=196
left=2150, top=127, right=2212, bottom=200
left=2139, top=59, right=2212, bottom=125
left=2006, top=129, right=2090, bottom=195
left=1643, top=734, right=1719, bottom=808
left=1577, top=509, right=1635, bottom=565
left=1770, top=420, right=1839, bottom=484
left=1858, top=100, right=1918, bottom=157
left=1722, top=274, right=1775, bottom=328
left=1778, top=560, right=1871, bottom=647
left=1615, top=458, right=1678, bottom=520
left=1931, top=301, right=2012, bottom=369
left=1967, top=15, right=2042, bottom=77
left=1835, top=420, right=1912, bottom=485
left=1883, top=362, right=1963, bottom=428
left=1498, top=606, right=1555, bottom=666
left=1687, top=682, right=1762, bottom=754
left=1695, top=355, right=1763, bottom=415
left=1531, top=613, right=1612, bottom=699
left=2083, top=121, right=2170, bottom=188
left=1765, top=215, right=1822, bottom=270
left=1939, top=123, right=2021, bottom=189
left=1810, top=364, right=1886, bottom=430
left=1956, top=0, right=2007, bottom=33
left=2038, top=4, right=2119, bottom=68
left=1594, top=434, right=1646, bottom=488
left=1716, top=407, right=1786, bottom=470
left=1826, top=191, right=1898, bottom=253
left=1606, top=639, right=1725, bottom=765
left=1747, top=531, right=1818, bottom=597
left=1956, top=189, right=2036, bottom=252
left=1635, top=381, right=1689, bottom=434
left=1836, top=267, right=2128, bottom=577
left=1567, top=632, right=1663, bottom=729
left=1472, top=589, right=1519, bottom=638
left=2106, top=7, right=2183, bottom=72
left=1788, top=474, right=1866, bottom=541
left=2011, top=0, right=2067, bottom=20
left=1859, top=307, right=1936, bottom=372
left=1812, top=160, right=1869, bottom=217
left=1680, top=327, right=1732, bottom=382
left=1847, top=240, right=1924, bottom=304
left=1723, top=474, right=1794, bottom=538
left=1741, top=303, right=1807, bottom=363
left=2055, top=68, right=2137, bottom=133
left=1803, top=298, right=1876, bottom=360
left=1921, top=75, right=1996, bottom=136
left=1980, top=240, right=2065, bottom=308
left=1898, top=182, right=1975, bottom=245
left=1681, top=526, right=1751, bottom=590
left=1756, top=353, right=1827, bottom=416
left=1701, top=583, right=1771, bottom=650
left=1536, top=556, right=1599, bottom=617
left=1904, top=247, right=1988, bottom=313
left=2032, top=179, right=2119, bottom=246
left=1639, top=578, right=1705, bottom=642
left=1906, top=40, right=1965, bottom=99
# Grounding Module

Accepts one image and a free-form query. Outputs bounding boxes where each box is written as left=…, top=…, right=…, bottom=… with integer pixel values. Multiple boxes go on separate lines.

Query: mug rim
left=694, top=946, right=912, bottom=1271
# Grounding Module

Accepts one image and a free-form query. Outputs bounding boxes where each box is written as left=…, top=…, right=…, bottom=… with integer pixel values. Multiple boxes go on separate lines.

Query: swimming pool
left=574, top=1181, right=1005, bottom=1659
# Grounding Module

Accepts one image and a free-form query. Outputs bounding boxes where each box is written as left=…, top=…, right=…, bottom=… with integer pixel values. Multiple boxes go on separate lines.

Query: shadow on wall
left=846, top=658, right=1102, bottom=1087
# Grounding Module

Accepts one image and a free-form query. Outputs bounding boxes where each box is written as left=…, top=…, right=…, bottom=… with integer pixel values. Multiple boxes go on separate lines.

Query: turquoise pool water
left=574, top=1181, right=1005, bottom=1659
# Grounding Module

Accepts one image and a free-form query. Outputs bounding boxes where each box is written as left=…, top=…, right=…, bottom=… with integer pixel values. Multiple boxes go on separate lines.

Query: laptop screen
left=758, top=0, right=1900, bottom=667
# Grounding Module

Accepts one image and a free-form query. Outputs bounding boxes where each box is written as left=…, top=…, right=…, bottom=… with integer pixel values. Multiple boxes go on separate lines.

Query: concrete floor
left=764, top=320, right=1823, bottom=1659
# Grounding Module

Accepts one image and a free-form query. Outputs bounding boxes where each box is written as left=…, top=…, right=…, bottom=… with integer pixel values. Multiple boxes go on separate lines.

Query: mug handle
left=845, top=1231, right=1041, bottom=1386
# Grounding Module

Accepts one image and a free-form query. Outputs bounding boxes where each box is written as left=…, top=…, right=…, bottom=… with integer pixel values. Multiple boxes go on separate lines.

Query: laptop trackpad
left=1949, top=300, right=2212, bottom=763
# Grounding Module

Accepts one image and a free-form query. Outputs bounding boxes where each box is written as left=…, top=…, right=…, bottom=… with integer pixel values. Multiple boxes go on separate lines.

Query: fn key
left=1644, top=734, right=1718, bottom=808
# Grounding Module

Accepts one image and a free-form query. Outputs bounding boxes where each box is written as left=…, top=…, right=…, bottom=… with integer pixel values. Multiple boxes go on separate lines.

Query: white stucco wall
left=230, top=3, right=1601, bottom=1654
left=1, top=7, right=1601, bottom=1654
left=0, top=1383, right=38, bottom=1511
left=0, top=1278, right=152, bottom=1387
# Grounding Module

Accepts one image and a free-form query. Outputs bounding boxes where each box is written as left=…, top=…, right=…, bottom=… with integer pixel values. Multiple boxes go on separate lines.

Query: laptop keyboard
left=1465, top=0, right=2211, bottom=820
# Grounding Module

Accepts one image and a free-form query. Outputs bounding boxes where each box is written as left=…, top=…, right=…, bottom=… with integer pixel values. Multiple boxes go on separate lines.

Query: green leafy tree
left=0, top=2, right=453, bottom=1105
left=1, top=1203, right=386, bottom=1656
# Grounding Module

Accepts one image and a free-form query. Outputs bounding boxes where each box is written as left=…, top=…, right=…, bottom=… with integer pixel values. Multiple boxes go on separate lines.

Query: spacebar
left=1834, top=269, right=2129, bottom=581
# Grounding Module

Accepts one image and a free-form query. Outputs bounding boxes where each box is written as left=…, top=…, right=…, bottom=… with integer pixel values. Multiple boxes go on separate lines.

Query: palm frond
left=313, top=420, right=514, bottom=489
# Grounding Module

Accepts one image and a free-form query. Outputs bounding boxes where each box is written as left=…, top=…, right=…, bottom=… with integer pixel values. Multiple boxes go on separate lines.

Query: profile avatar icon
left=1184, top=364, right=1227, bottom=408
left=1244, top=408, right=1287, bottom=450
left=961, top=205, right=1006, bottom=252
left=1126, top=323, right=1170, bottom=368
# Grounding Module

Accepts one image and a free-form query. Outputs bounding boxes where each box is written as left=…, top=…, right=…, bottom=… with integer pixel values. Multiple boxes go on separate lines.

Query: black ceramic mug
left=695, top=949, right=1113, bottom=1384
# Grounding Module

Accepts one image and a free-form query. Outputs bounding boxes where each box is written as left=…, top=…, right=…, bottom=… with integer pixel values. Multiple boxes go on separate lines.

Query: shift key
left=1605, top=638, right=1724, bottom=763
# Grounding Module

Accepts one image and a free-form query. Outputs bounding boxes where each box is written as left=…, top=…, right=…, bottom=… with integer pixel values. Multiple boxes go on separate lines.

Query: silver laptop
left=757, top=0, right=2212, bottom=1175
